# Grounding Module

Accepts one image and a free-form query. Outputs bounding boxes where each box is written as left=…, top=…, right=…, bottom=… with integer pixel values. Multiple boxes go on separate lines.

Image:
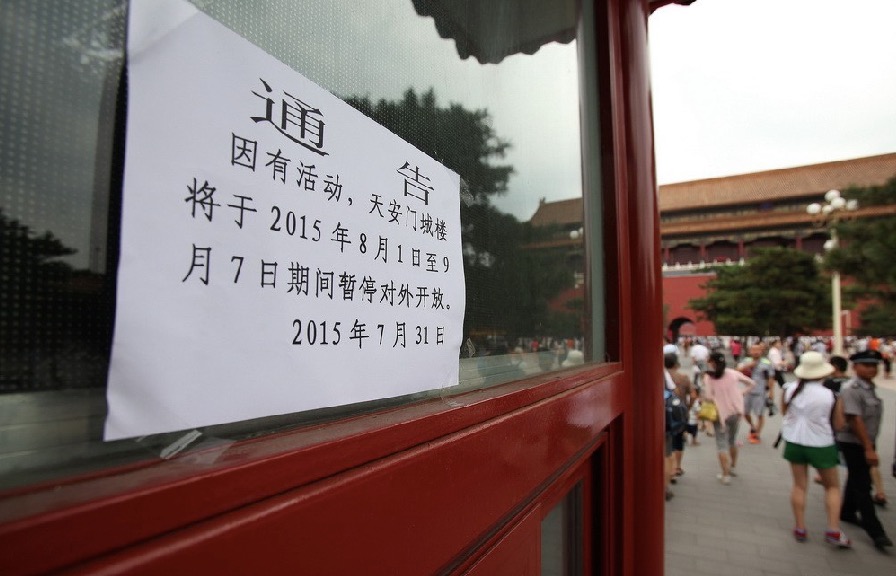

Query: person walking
left=780, top=352, right=850, bottom=547
left=836, top=349, right=894, bottom=550
left=768, top=339, right=787, bottom=389
left=881, top=338, right=893, bottom=379
left=730, top=337, right=743, bottom=362
left=702, top=351, right=756, bottom=485
left=662, top=358, right=679, bottom=501
left=822, top=355, right=850, bottom=394
left=738, top=343, right=775, bottom=444
left=690, top=339, right=711, bottom=435
left=665, top=353, right=696, bottom=478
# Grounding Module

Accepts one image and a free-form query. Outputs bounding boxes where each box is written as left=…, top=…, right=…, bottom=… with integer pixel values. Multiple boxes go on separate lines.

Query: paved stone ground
left=664, top=371, right=896, bottom=576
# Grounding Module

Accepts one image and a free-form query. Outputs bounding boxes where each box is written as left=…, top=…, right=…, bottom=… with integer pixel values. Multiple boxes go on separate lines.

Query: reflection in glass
left=341, top=88, right=587, bottom=391
left=541, top=482, right=584, bottom=575
left=0, top=0, right=587, bottom=489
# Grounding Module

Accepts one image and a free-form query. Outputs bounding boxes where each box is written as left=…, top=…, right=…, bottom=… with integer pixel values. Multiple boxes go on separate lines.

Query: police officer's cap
left=849, top=350, right=883, bottom=364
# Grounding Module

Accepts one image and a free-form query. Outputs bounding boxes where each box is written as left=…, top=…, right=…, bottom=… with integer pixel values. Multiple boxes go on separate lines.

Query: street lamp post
left=806, top=190, right=858, bottom=356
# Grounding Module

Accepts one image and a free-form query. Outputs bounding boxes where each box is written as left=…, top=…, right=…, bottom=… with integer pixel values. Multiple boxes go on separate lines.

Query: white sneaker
left=716, top=473, right=731, bottom=485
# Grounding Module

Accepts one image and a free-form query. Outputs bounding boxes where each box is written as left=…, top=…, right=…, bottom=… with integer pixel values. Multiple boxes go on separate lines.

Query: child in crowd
left=687, top=398, right=701, bottom=446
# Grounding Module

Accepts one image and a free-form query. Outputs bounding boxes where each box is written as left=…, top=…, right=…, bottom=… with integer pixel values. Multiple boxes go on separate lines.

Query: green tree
left=346, top=88, right=513, bottom=204
left=0, top=209, right=76, bottom=353
left=688, top=247, right=829, bottom=336
left=346, top=89, right=578, bottom=341
left=825, top=176, right=896, bottom=335
left=1, top=209, right=113, bottom=389
left=459, top=209, right=574, bottom=339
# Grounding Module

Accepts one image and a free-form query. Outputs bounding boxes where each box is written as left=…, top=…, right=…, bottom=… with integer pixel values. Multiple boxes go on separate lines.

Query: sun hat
left=793, top=351, right=834, bottom=380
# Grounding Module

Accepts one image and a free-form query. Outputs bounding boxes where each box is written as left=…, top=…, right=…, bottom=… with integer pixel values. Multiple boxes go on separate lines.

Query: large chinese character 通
left=251, top=78, right=328, bottom=156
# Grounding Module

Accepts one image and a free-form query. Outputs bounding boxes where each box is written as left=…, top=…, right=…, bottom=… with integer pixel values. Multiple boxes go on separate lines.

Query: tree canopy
left=825, top=176, right=896, bottom=335
left=346, top=88, right=513, bottom=204
left=688, top=247, right=830, bottom=336
left=0, top=209, right=115, bottom=388
left=346, top=89, right=580, bottom=342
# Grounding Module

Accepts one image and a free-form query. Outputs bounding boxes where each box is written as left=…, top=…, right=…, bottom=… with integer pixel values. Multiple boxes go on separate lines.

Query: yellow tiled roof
left=527, top=153, right=896, bottom=224
left=529, top=197, right=583, bottom=227
left=659, top=153, right=896, bottom=212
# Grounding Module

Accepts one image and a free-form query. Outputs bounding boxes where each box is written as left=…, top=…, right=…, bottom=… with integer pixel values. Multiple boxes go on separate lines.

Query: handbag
left=697, top=400, right=718, bottom=422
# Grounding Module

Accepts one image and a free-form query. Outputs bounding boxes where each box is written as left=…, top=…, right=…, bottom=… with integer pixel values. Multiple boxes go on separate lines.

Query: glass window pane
left=541, top=482, right=584, bottom=575
left=1, top=0, right=126, bottom=488
left=0, top=0, right=598, bottom=490
left=198, top=0, right=589, bottom=390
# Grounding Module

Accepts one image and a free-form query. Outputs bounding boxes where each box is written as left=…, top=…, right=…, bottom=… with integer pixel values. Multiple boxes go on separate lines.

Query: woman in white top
left=780, top=351, right=849, bottom=547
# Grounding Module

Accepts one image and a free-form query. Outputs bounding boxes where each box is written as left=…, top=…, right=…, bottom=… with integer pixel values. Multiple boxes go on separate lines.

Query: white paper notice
left=106, top=0, right=465, bottom=440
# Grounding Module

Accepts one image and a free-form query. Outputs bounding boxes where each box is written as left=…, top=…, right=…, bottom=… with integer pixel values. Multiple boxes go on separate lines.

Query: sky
left=649, top=0, right=896, bottom=185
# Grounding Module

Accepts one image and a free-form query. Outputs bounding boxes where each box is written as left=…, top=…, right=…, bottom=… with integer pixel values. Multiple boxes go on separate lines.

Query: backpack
left=664, top=389, right=687, bottom=436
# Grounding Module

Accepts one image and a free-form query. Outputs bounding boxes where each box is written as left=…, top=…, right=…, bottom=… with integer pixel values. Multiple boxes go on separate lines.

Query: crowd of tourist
left=662, top=335, right=896, bottom=551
